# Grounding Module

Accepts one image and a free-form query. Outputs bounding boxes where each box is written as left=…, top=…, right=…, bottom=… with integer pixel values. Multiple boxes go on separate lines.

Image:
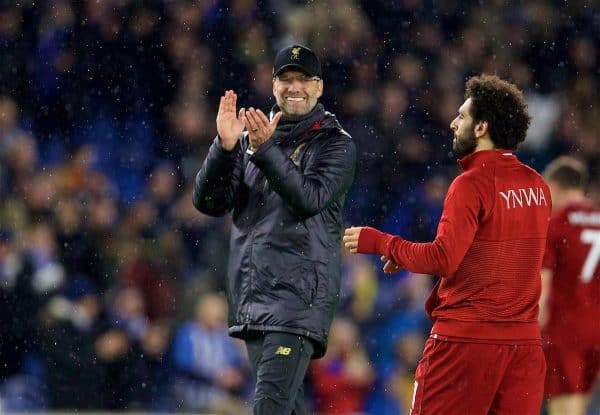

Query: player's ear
left=474, top=120, right=488, bottom=138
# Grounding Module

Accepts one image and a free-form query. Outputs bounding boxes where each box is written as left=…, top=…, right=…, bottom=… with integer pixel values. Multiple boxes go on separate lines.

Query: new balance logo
left=275, top=346, right=292, bottom=356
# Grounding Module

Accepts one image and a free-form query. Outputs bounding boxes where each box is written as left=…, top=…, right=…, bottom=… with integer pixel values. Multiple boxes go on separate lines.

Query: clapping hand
left=242, top=107, right=282, bottom=151
left=216, top=90, right=245, bottom=151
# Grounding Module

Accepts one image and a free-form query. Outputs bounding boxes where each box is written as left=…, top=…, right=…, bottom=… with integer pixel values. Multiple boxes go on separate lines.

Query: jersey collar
left=458, top=149, right=515, bottom=171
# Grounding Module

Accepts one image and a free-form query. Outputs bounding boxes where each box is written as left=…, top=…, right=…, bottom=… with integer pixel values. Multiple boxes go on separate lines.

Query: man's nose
left=287, top=79, right=303, bottom=91
left=450, top=118, right=457, bottom=130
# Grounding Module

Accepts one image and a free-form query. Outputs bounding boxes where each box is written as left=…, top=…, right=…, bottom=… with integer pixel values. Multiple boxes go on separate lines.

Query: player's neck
left=474, top=135, right=495, bottom=152
left=556, top=190, right=586, bottom=210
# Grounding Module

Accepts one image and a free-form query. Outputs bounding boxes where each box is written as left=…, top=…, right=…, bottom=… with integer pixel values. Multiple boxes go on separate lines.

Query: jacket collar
left=458, top=149, right=516, bottom=171
left=269, top=103, right=331, bottom=144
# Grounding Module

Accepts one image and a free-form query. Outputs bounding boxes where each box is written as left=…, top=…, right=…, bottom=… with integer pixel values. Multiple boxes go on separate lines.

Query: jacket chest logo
left=290, top=142, right=307, bottom=166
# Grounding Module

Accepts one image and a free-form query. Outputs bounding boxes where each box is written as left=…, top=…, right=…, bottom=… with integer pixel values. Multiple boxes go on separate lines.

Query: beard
left=452, top=127, right=478, bottom=158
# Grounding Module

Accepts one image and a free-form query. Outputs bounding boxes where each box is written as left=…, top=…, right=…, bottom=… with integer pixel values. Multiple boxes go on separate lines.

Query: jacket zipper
left=244, top=228, right=256, bottom=324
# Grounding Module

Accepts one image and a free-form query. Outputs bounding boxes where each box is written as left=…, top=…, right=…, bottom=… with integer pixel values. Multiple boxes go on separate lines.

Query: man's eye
left=278, top=76, right=317, bottom=83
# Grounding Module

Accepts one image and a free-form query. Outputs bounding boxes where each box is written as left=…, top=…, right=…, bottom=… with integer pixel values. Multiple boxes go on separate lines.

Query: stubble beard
left=277, top=96, right=315, bottom=118
left=452, top=129, right=478, bottom=158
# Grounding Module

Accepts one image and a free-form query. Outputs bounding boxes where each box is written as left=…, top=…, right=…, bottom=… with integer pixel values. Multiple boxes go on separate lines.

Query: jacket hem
left=229, top=324, right=326, bottom=358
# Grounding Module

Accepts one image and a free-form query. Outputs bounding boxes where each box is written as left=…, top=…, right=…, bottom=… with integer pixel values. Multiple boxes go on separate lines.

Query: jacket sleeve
left=192, top=135, right=244, bottom=216
left=359, top=174, right=482, bottom=277
left=250, top=131, right=356, bottom=219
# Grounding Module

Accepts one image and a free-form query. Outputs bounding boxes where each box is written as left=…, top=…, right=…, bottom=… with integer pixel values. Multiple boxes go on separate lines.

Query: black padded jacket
left=192, top=103, right=356, bottom=358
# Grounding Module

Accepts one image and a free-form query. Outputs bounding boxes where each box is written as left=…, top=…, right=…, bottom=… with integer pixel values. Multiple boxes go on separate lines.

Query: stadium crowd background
left=0, top=0, right=598, bottom=413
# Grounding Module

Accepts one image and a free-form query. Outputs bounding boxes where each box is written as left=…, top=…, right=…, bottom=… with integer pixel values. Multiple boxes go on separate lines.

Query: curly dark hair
left=465, top=74, right=531, bottom=150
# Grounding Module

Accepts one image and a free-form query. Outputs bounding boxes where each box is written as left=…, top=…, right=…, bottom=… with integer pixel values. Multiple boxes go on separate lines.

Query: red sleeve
left=358, top=174, right=482, bottom=278
left=542, top=214, right=560, bottom=270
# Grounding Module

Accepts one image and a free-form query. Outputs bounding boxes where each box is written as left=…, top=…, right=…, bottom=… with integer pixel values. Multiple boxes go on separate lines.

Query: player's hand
left=343, top=226, right=363, bottom=253
left=242, top=107, right=282, bottom=151
left=216, top=90, right=245, bottom=151
left=381, top=256, right=401, bottom=274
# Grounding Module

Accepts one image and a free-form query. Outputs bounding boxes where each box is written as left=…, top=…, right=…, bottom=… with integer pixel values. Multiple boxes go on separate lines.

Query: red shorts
left=411, top=335, right=545, bottom=415
left=544, top=335, right=600, bottom=397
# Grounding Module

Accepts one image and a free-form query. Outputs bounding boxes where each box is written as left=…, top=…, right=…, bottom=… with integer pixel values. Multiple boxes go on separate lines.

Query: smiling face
left=450, top=98, right=478, bottom=158
left=273, top=69, right=323, bottom=117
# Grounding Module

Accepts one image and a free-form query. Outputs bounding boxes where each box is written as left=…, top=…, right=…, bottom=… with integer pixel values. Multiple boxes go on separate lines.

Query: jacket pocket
left=270, top=264, right=317, bottom=306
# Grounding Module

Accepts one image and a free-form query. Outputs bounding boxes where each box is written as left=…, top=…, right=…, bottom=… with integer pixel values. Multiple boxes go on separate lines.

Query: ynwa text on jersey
left=499, top=187, right=548, bottom=209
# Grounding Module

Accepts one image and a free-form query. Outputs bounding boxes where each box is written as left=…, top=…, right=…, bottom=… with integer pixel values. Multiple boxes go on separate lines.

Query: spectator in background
left=0, top=7, right=32, bottom=104
left=389, top=331, right=427, bottom=414
left=172, top=293, right=248, bottom=414
left=5, top=132, right=40, bottom=201
left=0, top=228, right=46, bottom=411
left=117, top=199, right=177, bottom=320
left=108, top=286, right=149, bottom=341
left=24, top=222, right=66, bottom=299
left=540, top=156, right=600, bottom=415
left=338, top=250, right=378, bottom=324
left=101, top=288, right=171, bottom=410
left=0, top=96, right=22, bottom=154
left=366, top=327, right=427, bottom=415
left=362, top=272, right=432, bottom=415
left=39, top=276, right=108, bottom=409
left=309, top=317, right=374, bottom=414
left=133, top=319, right=173, bottom=411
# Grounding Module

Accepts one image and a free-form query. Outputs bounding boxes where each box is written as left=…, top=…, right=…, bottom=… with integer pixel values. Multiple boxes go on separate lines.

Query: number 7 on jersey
left=580, top=229, right=600, bottom=283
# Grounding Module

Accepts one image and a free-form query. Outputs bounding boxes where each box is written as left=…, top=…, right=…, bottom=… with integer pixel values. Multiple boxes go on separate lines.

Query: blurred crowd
left=0, top=0, right=598, bottom=413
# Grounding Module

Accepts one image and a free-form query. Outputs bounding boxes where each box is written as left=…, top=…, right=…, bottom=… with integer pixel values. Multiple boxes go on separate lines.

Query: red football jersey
left=361, top=150, right=552, bottom=341
left=542, top=200, right=600, bottom=341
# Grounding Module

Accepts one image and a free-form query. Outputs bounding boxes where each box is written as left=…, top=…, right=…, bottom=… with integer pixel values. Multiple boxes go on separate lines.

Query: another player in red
left=343, top=74, right=552, bottom=415
left=540, top=156, right=600, bottom=415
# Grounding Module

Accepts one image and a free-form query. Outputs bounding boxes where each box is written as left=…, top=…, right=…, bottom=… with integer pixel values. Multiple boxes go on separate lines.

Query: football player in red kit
left=540, top=156, right=600, bottom=415
left=343, top=74, right=552, bottom=415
